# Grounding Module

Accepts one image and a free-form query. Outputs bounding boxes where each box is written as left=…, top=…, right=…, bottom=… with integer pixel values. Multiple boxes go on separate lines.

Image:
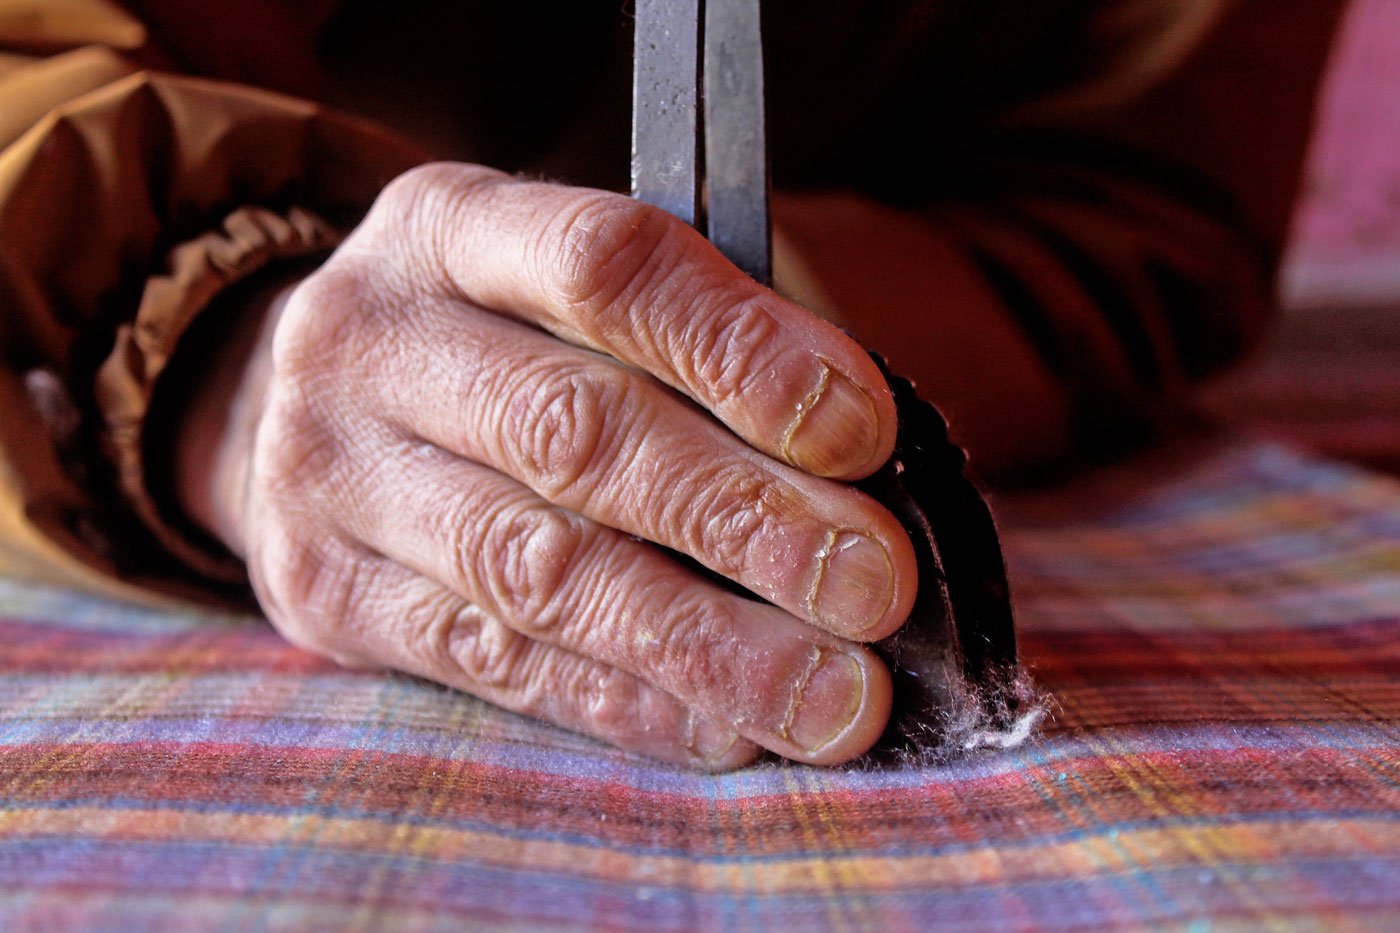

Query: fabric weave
left=0, top=440, right=1396, bottom=930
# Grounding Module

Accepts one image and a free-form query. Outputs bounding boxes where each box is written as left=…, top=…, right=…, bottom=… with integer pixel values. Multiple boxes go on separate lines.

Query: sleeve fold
left=96, top=204, right=341, bottom=584
left=0, top=46, right=425, bottom=603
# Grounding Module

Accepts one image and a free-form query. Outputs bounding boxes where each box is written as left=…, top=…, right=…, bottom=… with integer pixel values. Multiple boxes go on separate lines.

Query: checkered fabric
left=0, top=440, right=1395, bottom=930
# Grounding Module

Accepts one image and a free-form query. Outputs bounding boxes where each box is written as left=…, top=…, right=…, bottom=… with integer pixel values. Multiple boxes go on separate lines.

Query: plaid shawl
left=1, top=439, right=1396, bottom=930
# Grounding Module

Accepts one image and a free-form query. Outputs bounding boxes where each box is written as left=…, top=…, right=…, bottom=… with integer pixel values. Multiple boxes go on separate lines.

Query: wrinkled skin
left=179, top=163, right=918, bottom=769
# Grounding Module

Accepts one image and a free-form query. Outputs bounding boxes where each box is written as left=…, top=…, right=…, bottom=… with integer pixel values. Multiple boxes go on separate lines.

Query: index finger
left=365, top=162, right=898, bottom=481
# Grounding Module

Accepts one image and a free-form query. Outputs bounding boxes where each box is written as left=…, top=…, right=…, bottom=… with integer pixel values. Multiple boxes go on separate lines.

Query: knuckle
left=536, top=194, right=685, bottom=322
left=420, top=602, right=530, bottom=689
left=253, top=387, right=346, bottom=503
left=674, top=462, right=770, bottom=577
left=378, top=162, right=458, bottom=214
left=272, top=269, right=353, bottom=375
left=377, top=162, right=493, bottom=229
left=372, top=162, right=509, bottom=277
left=272, top=265, right=385, bottom=382
left=456, top=620, right=532, bottom=689
left=475, top=504, right=588, bottom=632
left=687, top=297, right=781, bottom=405
left=654, top=596, right=743, bottom=700
left=399, top=587, right=459, bottom=667
left=508, top=367, right=629, bottom=502
left=252, top=531, right=363, bottom=657
left=573, top=664, right=646, bottom=739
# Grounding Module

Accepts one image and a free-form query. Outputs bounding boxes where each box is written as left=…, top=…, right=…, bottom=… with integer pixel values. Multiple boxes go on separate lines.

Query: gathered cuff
left=95, top=204, right=341, bottom=583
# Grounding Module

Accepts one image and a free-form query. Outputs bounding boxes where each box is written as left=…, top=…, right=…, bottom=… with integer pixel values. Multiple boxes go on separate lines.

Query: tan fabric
left=0, top=0, right=1344, bottom=605
left=0, top=26, right=424, bottom=603
left=0, top=46, right=133, bottom=147
left=0, top=50, right=39, bottom=77
left=0, top=0, right=145, bottom=51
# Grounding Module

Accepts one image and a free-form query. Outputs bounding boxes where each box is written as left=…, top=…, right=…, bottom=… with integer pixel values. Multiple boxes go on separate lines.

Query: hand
left=181, top=163, right=917, bottom=768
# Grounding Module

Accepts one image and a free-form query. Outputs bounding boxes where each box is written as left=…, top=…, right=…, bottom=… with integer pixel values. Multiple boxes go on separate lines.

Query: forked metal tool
left=630, top=0, right=1035, bottom=757
left=632, top=0, right=770, bottom=285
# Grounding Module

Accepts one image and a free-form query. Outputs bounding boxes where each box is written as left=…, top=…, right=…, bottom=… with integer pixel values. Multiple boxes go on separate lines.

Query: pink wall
left=1284, top=0, right=1400, bottom=307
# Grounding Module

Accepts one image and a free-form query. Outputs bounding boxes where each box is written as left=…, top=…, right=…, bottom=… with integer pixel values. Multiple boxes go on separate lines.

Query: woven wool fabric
left=0, top=440, right=1397, bottom=931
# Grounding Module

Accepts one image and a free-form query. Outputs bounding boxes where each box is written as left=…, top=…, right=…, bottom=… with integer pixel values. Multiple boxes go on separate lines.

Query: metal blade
left=703, top=0, right=771, bottom=285
left=631, top=0, right=702, bottom=228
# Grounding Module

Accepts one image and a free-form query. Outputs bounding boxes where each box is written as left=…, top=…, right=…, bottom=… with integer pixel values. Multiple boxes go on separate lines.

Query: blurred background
left=1203, top=0, right=1400, bottom=472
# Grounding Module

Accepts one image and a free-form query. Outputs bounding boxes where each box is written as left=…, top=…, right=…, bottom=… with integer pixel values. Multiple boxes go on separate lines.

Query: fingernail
left=785, top=649, right=864, bottom=753
left=685, top=714, right=741, bottom=765
left=809, top=530, right=895, bottom=637
left=783, top=365, right=879, bottom=477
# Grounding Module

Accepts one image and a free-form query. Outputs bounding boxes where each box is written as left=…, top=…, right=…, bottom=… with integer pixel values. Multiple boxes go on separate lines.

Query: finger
left=336, top=434, right=894, bottom=765
left=362, top=163, right=898, bottom=480
left=257, top=536, right=761, bottom=770
left=370, top=298, right=915, bottom=641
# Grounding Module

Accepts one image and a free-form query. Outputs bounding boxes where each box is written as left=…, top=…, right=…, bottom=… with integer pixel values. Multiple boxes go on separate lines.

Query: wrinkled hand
left=191, top=163, right=917, bottom=768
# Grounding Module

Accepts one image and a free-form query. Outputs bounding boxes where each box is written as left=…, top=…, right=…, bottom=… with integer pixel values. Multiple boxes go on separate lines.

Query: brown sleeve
left=775, top=0, right=1347, bottom=479
left=0, top=2, right=425, bottom=604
